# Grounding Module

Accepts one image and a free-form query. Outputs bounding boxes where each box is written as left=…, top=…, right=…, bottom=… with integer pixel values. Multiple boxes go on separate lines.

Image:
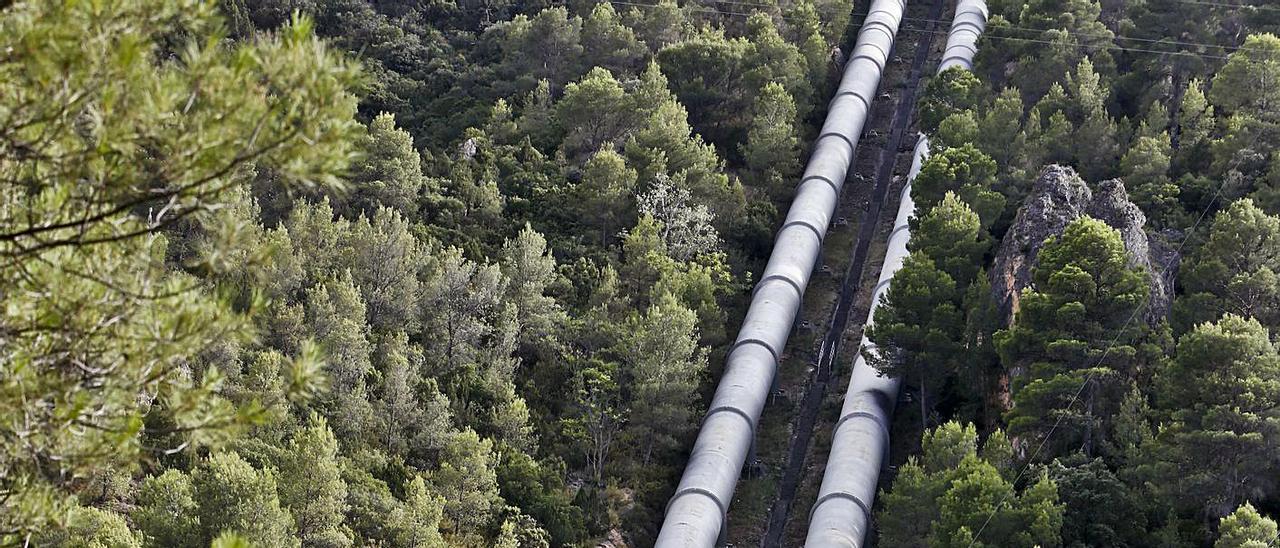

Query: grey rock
left=989, top=165, right=1177, bottom=326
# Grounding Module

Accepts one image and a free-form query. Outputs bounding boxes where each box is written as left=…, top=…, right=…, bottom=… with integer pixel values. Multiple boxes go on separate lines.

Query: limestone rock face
left=989, top=165, right=1178, bottom=325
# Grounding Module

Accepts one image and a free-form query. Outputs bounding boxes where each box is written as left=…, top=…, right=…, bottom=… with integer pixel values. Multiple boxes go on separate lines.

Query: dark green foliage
left=998, top=218, right=1153, bottom=460
left=1045, top=458, right=1148, bottom=547
left=1176, top=199, right=1280, bottom=333
left=1143, top=315, right=1280, bottom=521
left=920, top=68, right=985, bottom=134
left=913, top=145, right=1005, bottom=230
left=878, top=422, right=1064, bottom=548
left=866, top=254, right=963, bottom=427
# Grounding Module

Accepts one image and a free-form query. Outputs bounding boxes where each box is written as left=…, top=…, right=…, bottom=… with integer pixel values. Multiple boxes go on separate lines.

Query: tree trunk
left=919, top=377, right=929, bottom=430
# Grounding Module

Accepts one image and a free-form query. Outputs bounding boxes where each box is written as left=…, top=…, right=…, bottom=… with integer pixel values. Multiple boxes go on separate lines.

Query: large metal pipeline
left=803, top=1, right=988, bottom=547
left=654, top=1, right=907, bottom=546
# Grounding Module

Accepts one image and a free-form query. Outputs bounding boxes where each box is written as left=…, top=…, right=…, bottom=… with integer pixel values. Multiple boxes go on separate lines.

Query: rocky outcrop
left=989, top=165, right=1178, bottom=326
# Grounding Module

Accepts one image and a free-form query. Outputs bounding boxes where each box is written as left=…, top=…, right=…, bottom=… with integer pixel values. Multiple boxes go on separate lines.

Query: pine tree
left=304, top=274, right=376, bottom=442
left=998, top=218, right=1151, bottom=460
left=577, top=145, right=638, bottom=247
left=192, top=452, right=298, bottom=547
left=910, top=192, right=988, bottom=289
left=866, top=254, right=963, bottom=427
left=0, top=3, right=356, bottom=536
left=1177, top=199, right=1280, bottom=332
left=582, top=3, right=646, bottom=74
left=279, top=415, right=351, bottom=548
left=621, top=291, right=708, bottom=464
left=878, top=423, right=1064, bottom=548
left=348, top=113, right=427, bottom=218
left=1146, top=315, right=1280, bottom=521
left=919, top=68, right=985, bottom=134
left=135, top=470, right=200, bottom=548
left=389, top=476, right=448, bottom=548
left=741, top=82, right=801, bottom=194
left=1067, top=58, right=1119, bottom=181
left=431, top=429, right=502, bottom=534
left=912, top=145, right=1005, bottom=230
left=1216, top=503, right=1279, bottom=548
left=348, top=207, right=426, bottom=332
left=500, top=224, right=565, bottom=345
left=1209, top=34, right=1280, bottom=120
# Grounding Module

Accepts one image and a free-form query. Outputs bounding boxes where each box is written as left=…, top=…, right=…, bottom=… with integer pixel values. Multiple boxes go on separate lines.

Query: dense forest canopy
left=6, top=0, right=1280, bottom=546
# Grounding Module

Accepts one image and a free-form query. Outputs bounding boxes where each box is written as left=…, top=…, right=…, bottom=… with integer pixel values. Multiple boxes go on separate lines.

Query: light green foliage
left=373, top=333, right=452, bottom=459
left=913, top=145, right=1005, bottom=229
left=348, top=113, right=427, bottom=218
left=911, top=192, right=988, bottom=288
left=563, top=357, right=624, bottom=485
left=1210, top=34, right=1280, bottom=119
left=998, top=218, right=1152, bottom=460
left=976, top=88, right=1027, bottom=169
left=192, top=452, right=298, bottom=547
left=1123, top=132, right=1177, bottom=223
left=621, top=291, right=708, bottom=464
left=557, top=67, right=632, bottom=157
left=278, top=415, right=351, bottom=548
left=1006, top=0, right=1113, bottom=101
left=934, top=111, right=981, bottom=151
left=349, top=207, right=426, bottom=332
left=624, top=63, right=735, bottom=209
left=135, top=470, right=200, bottom=548
left=1146, top=315, right=1280, bottom=520
left=577, top=145, right=638, bottom=247
left=500, top=224, right=565, bottom=344
left=741, top=82, right=801, bottom=192
left=920, top=68, right=985, bottom=134
left=621, top=0, right=685, bottom=51
left=389, top=476, right=448, bottom=548
left=0, top=0, right=358, bottom=537
left=583, top=3, right=646, bottom=74
left=304, top=274, right=376, bottom=443
left=742, top=13, right=813, bottom=120
left=1067, top=58, right=1119, bottom=181
left=1177, top=78, right=1215, bottom=171
left=36, top=506, right=142, bottom=548
left=879, top=422, right=1063, bottom=548
left=210, top=532, right=253, bottom=548
left=1217, top=503, right=1279, bottom=548
left=431, top=429, right=502, bottom=534
left=1177, top=199, right=1280, bottom=331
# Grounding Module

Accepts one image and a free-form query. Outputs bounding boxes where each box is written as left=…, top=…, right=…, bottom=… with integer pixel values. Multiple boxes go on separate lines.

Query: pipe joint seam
left=886, top=223, right=911, bottom=246
left=817, top=131, right=857, bottom=155
left=729, top=338, right=780, bottom=364
left=830, top=89, right=872, bottom=113
left=832, top=410, right=891, bottom=445
left=702, top=405, right=757, bottom=436
left=799, top=174, right=841, bottom=195
left=665, top=487, right=728, bottom=519
left=809, top=491, right=872, bottom=523
left=753, top=273, right=805, bottom=299
left=778, top=218, right=825, bottom=246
